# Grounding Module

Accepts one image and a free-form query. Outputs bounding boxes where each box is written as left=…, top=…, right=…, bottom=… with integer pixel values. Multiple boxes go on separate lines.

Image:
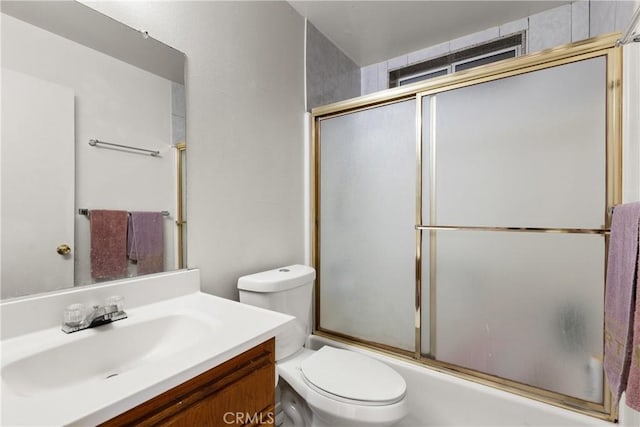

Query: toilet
left=237, top=265, right=408, bottom=427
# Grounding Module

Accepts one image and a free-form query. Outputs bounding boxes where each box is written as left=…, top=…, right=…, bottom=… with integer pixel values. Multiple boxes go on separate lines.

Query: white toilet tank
left=238, top=265, right=315, bottom=361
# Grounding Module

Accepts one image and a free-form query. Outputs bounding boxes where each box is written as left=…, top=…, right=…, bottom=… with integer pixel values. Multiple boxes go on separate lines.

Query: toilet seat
left=300, top=346, right=406, bottom=406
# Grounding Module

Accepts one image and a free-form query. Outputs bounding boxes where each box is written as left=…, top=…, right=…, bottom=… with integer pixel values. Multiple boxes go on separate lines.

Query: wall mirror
left=1, top=1, right=187, bottom=299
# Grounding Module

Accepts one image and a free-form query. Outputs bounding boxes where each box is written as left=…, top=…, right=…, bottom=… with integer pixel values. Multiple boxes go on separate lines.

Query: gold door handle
left=57, top=244, right=71, bottom=255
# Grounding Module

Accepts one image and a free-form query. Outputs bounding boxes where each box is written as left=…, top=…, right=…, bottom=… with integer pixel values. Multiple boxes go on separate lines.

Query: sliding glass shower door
left=314, top=35, right=620, bottom=417
left=420, top=57, right=608, bottom=402
left=318, top=99, right=416, bottom=352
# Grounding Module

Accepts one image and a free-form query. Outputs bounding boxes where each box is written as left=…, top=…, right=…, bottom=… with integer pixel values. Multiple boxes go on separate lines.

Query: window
left=390, top=33, right=524, bottom=87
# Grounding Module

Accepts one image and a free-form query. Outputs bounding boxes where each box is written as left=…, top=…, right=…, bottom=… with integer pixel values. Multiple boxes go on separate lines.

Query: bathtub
left=308, top=335, right=639, bottom=426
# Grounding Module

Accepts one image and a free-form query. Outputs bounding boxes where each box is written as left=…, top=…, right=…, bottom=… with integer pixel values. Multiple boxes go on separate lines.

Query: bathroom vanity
left=0, top=270, right=291, bottom=426
left=101, top=339, right=275, bottom=426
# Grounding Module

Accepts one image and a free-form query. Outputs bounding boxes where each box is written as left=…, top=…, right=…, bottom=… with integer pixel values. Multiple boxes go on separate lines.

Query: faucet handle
left=105, top=295, right=125, bottom=311
left=64, top=303, right=87, bottom=326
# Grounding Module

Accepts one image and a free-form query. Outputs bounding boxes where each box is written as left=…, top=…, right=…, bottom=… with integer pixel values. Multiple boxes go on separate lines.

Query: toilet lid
left=300, top=346, right=406, bottom=404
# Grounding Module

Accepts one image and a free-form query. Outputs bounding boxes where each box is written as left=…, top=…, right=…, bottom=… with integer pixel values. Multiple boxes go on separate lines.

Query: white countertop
left=1, top=271, right=293, bottom=426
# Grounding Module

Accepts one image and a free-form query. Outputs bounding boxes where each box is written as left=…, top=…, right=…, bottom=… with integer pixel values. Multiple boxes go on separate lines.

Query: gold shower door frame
left=311, top=33, right=622, bottom=420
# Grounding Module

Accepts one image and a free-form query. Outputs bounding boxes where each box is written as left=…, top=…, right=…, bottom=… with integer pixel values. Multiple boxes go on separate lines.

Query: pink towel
left=127, top=211, right=164, bottom=275
left=604, top=202, right=640, bottom=403
left=90, top=210, right=128, bottom=280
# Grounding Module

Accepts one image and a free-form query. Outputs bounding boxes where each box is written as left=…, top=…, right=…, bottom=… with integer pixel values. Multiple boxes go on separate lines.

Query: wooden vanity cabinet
left=101, top=338, right=275, bottom=427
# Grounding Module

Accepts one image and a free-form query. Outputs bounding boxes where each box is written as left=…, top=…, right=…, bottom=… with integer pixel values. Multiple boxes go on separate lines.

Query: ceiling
left=288, top=1, right=570, bottom=66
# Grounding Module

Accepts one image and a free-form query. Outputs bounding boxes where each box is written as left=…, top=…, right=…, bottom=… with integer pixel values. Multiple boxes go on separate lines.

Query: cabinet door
left=159, top=362, right=274, bottom=427
left=101, top=339, right=275, bottom=427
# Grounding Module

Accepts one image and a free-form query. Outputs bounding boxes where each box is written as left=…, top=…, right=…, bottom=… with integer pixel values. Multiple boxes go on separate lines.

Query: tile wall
left=362, top=0, right=637, bottom=95
left=306, top=21, right=360, bottom=110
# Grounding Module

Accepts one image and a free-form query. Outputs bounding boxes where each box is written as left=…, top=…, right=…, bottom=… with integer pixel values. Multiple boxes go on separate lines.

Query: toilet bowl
left=279, top=347, right=407, bottom=427
left=238, top=265, right=408, bottom=427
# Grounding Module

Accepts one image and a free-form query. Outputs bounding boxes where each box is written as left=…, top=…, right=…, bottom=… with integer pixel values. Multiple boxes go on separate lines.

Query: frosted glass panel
left=319, top=100, right=416, bottom=351
left=435, top=57, right=606, bottom=229
left=434, top=231, right=604, bottom=402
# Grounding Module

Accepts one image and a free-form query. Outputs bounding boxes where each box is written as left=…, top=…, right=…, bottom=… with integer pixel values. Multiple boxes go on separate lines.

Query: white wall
left=83, top=1, right=306, bottom=300
left=622, top=8, right=640, bottom=204
left=362, top=0, right=638, bottom=94
left=1, top=13, right=175, bottom=288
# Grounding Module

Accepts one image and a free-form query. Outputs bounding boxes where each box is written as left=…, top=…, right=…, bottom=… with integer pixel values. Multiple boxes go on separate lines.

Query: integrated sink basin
left=2, top=314, right=219, bottom=397
left=1, top=270, right=294, bottom=426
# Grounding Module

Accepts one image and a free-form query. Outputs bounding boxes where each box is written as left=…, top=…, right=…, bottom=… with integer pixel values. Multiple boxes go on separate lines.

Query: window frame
left=397, top=65, right=449, bottom=86
left=390, top=32, right=526, bottom=88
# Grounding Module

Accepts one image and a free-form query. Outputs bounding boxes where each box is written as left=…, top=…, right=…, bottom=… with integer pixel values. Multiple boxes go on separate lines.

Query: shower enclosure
left=313, top=34, right=622, bottom=420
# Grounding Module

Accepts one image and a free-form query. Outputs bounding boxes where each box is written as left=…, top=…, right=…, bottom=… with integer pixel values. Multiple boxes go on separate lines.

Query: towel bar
left=415, top=225, right=610, bottom=235
left=89, top=139, right=160, bottom=157
left=79, top=209, right=170, bottom=217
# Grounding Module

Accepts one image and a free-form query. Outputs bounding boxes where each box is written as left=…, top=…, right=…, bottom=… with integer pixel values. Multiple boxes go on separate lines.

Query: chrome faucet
left=62, top=297, right=127, bottom=333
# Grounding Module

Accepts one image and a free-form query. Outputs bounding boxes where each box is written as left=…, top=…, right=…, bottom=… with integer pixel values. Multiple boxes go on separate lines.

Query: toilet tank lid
left=237, top=265, right=316, bottom=292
